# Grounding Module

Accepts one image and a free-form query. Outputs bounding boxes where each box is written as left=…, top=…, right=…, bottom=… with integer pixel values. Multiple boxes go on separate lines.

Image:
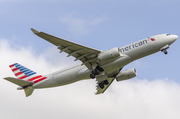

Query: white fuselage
left=32, top=34, right=177, bottom=89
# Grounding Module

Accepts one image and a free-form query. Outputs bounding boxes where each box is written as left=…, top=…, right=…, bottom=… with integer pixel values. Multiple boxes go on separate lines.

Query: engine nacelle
left=116, top=68, right=137, bottom=81
left=98, top=47, right=120, bottom=61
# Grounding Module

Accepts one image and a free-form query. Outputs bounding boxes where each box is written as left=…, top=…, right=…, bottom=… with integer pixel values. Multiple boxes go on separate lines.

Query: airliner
left=4, top=29, right=178, bottom=97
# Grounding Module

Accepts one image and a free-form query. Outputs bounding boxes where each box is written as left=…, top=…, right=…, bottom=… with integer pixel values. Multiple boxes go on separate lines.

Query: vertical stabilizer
left=9, top=63, right=47, bottom=84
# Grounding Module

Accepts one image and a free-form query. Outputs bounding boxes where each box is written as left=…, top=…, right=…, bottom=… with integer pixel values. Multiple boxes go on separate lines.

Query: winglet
left=31, top=28, right=40, bottom=34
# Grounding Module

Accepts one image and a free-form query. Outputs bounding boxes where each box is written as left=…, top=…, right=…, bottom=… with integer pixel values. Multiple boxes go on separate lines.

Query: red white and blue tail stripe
left=9, top=63, right=47, bottom=84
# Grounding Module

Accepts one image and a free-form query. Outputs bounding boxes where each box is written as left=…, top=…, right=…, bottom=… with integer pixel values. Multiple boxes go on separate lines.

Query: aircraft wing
left=95, top=77, right=115, bottom=95
left=31, top=28, right=101, bottom=69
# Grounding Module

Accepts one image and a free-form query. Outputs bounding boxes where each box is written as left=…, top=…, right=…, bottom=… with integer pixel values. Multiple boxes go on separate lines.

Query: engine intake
left=116, top=68, right=137, bottom=81
left=98, top=47, right=120, bottom=61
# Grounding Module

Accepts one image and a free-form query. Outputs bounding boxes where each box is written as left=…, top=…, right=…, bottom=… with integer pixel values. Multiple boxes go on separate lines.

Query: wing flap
left=4, top=77, right=33, bottom=87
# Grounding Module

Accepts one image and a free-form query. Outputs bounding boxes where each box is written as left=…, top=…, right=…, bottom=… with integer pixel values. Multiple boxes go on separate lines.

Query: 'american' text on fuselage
left=120, top=39, right=147, bottom=53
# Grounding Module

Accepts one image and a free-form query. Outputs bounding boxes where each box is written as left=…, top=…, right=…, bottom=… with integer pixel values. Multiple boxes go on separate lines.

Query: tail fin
left=9, top=63, right=46, bottom=84
left=4, top=63, right=47, bottom=97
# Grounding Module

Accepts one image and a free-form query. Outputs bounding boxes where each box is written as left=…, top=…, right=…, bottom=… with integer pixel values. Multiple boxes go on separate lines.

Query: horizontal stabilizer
left=24, top=87, right=34, bottom=97
left=4, top=77, right=33, bottom=87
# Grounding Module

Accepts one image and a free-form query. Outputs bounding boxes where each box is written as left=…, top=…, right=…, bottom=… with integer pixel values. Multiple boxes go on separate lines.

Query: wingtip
left=31, top=28, right=40, bottom=34
left=3, top=77, right=8, bottom=80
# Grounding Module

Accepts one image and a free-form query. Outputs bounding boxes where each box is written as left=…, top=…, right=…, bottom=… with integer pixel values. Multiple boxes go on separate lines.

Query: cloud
left=0, top=39, right=180, bottom=119
left=59, top=12, right=108, bottom=36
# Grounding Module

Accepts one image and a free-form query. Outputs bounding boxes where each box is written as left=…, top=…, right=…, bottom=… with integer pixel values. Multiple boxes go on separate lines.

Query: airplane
left=4, top=29, right=178, bottom=97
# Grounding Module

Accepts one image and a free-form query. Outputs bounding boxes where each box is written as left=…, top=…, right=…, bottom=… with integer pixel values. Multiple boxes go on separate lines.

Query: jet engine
left=98, top=47, right=120, bottom=61
left=116, top=68, right=137, bottom=81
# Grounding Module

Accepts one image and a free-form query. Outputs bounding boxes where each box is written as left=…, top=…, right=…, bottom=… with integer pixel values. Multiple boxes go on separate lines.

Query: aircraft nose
left=165, top=34, right=178, bottom=45
left=174, top=35, right=178, bottom=40
left=172, top=35, right=178, bottom=42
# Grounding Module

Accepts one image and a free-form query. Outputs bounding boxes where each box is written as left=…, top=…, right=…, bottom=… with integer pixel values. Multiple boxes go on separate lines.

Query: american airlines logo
left=120, top=39, right=148, bottom=53
left=151, top=38, right=155, bottom=41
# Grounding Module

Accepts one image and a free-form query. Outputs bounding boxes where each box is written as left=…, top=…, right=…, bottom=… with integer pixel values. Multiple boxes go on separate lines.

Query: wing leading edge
left=31, top=28, right=101, bottom=69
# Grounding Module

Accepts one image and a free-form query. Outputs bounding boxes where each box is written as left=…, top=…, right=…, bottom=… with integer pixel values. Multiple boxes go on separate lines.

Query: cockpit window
left=166, top=33, right=171, bottom=36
